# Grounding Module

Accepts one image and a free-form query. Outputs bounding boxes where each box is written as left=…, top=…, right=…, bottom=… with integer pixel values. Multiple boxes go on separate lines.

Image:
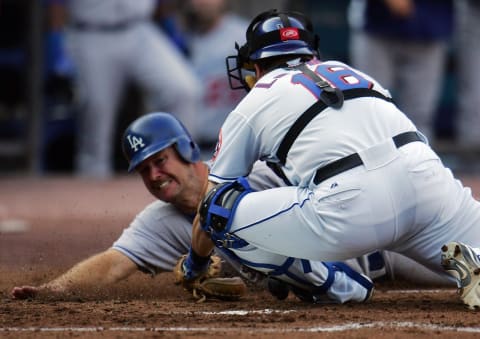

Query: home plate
left=0, top=219, right=30, bottom=233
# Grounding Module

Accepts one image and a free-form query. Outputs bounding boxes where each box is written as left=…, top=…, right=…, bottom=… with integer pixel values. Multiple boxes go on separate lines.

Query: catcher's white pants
left=228, top=140, right=480, bottom=280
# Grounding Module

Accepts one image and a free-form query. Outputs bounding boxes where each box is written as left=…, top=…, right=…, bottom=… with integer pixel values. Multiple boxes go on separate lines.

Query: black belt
left=313, top=131, right=424, bottom=184
left=71, top=19, right=142, bottom=32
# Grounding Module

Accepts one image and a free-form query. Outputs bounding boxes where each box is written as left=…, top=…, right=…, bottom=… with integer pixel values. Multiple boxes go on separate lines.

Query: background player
left=183, top=9, right=480, bottom=309
left=179, top=0, right=249, bottom=158
left=47, top=0, right=201, bottom=178
left=347, top=0, right=453, bottom=142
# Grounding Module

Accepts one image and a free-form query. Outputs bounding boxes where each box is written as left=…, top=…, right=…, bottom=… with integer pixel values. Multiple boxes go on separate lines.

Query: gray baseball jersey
left=112, top=201, right=192, bottom=275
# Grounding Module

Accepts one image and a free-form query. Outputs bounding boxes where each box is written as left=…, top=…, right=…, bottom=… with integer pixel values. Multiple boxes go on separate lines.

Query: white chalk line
left=2, top=321, right=480, bottom=334
left=0, top=292, right=467, bottom=334
left=201, top=308, right=297, bottom=315
left=386, top=289, right=455, bottom=294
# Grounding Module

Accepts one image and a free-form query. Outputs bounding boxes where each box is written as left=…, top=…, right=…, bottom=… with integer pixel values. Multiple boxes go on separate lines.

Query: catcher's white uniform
left=208, top=59, right=480, bottom=283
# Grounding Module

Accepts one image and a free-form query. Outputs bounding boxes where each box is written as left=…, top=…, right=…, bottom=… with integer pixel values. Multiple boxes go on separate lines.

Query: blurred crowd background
left=0, top=0, right=479, bottom=179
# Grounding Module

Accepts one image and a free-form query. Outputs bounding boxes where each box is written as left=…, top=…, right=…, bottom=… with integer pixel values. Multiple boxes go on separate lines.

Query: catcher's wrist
left=183, top=248, right=211, bottom=280
left=186, top=248, right=210, bottom=271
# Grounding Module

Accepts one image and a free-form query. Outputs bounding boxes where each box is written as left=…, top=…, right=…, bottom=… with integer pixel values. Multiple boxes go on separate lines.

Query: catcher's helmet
left=226, top=9, right=319, bottom=91
left=122, top=112, right=200, bottom=172
left=246, top=9, right=318, bottom=60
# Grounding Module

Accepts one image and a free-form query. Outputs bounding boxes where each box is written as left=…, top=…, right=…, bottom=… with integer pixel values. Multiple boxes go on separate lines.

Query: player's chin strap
left=199, top=177, right=252, bottom=249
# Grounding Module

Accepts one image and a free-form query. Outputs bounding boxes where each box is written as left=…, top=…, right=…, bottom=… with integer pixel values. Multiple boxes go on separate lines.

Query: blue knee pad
left=199, top=177, right=252, bottom=248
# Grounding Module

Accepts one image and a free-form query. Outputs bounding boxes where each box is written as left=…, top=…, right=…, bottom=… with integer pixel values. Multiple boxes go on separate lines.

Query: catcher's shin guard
left=266, top=261, right=374, bottom=304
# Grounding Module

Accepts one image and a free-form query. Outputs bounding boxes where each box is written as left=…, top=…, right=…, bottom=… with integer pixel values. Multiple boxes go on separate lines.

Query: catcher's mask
left=226, top=9, right=320, bottom=92
left=122, top=112, right=200, bottom=172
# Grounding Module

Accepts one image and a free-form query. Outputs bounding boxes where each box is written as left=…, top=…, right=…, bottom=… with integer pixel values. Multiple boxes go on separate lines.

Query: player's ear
left=254, top=63, right=263, bottom=79
left=244, top=74, right=257, bottom=89
left=241, top=64, right=261, bottom=90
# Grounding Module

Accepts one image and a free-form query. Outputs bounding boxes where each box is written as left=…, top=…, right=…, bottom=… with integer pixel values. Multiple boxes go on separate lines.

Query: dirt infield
left=2, top=175, right=480, bottom=338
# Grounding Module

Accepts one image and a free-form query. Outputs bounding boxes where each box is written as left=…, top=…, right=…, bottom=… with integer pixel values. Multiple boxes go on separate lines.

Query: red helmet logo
left=280, top=27, right=299, bottom=41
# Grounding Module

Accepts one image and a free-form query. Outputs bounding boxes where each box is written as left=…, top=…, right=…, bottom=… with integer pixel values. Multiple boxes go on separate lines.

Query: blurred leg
left=67, top=31, right=126, bottom=178
left=129, top=23, right=202, bottom=141
left=456, top=0, right=480, bottom=146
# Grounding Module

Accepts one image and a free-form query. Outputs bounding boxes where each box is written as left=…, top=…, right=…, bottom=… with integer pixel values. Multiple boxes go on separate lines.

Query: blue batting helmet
left=122, top=112, right=200, bottom=172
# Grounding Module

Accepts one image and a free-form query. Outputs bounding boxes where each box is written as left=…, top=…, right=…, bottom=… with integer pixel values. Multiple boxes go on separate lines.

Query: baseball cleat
left=267, top=277, right=290, bottom=301
left=441, top=241, right=480, bottom=310
left=363, top=282, right=375, bottom=302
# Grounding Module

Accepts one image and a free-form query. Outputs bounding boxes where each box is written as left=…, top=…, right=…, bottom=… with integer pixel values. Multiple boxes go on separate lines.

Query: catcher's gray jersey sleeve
left=112, top=200, right=193, bottom=275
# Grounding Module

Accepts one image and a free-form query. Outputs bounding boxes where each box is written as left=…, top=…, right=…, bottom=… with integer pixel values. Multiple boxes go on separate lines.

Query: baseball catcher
left=174, top=251, right=247, bottom=303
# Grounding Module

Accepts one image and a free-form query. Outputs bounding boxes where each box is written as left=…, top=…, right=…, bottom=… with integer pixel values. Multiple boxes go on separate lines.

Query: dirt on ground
left=1, top=175, right=480, bottom=338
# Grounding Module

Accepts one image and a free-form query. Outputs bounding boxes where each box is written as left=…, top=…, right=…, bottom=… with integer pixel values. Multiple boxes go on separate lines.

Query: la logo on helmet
left=127, top=134, right=145, bottom=152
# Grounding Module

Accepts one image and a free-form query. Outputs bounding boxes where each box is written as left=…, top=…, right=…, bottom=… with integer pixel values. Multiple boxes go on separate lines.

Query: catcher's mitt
left=174, top=254, right=247, bottom=303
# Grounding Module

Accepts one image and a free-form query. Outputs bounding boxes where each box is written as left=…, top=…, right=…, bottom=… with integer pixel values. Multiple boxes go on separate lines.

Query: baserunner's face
left=136, top=146, right=196, bottom=205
